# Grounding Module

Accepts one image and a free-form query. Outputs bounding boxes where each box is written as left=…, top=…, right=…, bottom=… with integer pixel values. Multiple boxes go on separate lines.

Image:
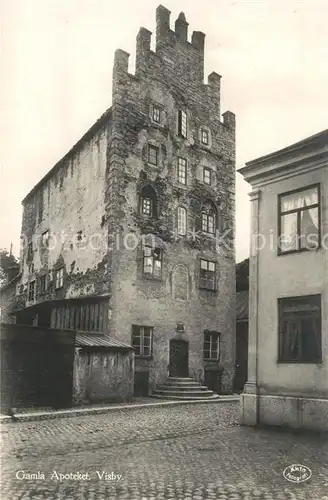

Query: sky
left=1, top=0, right=328, bottom=263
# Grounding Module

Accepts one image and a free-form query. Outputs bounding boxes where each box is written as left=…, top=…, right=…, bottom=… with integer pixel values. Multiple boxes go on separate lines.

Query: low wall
left=0, top=323, right=75, bottom=411
left=73, top=348, right=134, bottom=404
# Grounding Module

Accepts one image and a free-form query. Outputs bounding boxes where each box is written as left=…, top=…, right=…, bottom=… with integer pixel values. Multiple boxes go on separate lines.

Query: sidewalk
left=0, top=395, right=239, bottom=423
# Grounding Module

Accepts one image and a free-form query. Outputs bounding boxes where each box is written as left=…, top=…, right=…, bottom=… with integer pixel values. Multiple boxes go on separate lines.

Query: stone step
left=151, top=393, right=220, bottom=401
left=156, top=384, right=210, bottom=391
left=152, top=389, right=216, bottom=398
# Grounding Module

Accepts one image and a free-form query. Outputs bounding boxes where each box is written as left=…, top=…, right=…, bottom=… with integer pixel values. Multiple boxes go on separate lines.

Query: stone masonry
left=12, top=5, right=236, bottom=394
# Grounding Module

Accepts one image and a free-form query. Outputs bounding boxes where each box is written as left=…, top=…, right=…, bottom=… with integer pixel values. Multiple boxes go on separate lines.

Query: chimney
left=175, top=12, right=188, bottom=42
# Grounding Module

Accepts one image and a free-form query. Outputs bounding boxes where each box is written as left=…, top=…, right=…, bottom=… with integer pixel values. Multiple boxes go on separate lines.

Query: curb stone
left=0, top=396, right=239, bottom=423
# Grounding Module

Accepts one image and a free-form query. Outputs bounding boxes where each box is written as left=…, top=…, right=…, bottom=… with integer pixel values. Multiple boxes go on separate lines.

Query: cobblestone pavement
left=1, top=402, right=327, bottom=499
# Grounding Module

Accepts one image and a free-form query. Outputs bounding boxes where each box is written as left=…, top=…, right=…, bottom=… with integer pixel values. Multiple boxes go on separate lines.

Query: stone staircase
left=150, top=377, right=220, bottom=400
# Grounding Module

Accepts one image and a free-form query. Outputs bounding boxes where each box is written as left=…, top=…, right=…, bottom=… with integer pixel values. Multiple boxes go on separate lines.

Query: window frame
left=148, top=144, right=159, bottom=166
left=277, top=183, right=321, bottom=255
left=199, top=259, right=216, bottom=291
left=132, top=325, right=153, bottom=358
left=141, top=197, right=152, bottom=216
left=178, top=110, right=187, bottom=138
left=152, top=105, right=161, bottom=124
left=28, top=280, right=35, bottom=301
left=177, top=206, right=187, bottom=236
left=203, top=167, right=212, bottom=185
left=55, top=267, right=64, bottom=289
left=201, top=128, right=209, bottom=145
left=177, top=157, right=187, bottom=185
left=39, top=274, right=47, bottom=294
left=278, top=294, right=322, bottom=364
left=42, top=230, right=49, bottom=248
left=142, top=246, right=163, bottom=279
left=201, top=202, right=216, bottom=235
left=203, top=331, right=220, bottom=361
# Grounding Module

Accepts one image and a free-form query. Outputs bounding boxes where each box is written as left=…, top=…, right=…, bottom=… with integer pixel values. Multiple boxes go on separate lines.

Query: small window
left=201, top=201, right=216, bottom=234
left=143, top=247, right=162, bottom=278
left=278, top=184, right=320, bottom=254
left=203, top=331, right=220, bottom=360
left=19, top=284, right=24, bottom=295
left=42, top=231, right=49, bottom=247
left=177, top=157, right=187, bottom=185
left=28, top=263, right=34, bottom=274
left=27, top=241, right=33, bottom=259
left=148, top=145, right=159, bottom=166
left=203, top=167, right=212, bottom=185
left=178, top=207, right=187, bottom=235
left=201, top=129, right=209, bottom=145
left=140, top=185, right=157, bottom=218
left=55, top=267, right=64, bottom=289
left=39, top=275, right=47, bottom=294
left=200, top=259, right=216, bottom=290
left=28, top=280, right=35, bottom=301
left=152, top=105, right=161, bottom=124
left=132, top=325, right=153, bottom=357
left=278, top=295, right=322, bottom=363
left=178, top=110, right=187, bottom=138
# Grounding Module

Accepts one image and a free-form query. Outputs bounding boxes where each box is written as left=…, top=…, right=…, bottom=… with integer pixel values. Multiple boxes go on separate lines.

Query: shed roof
left=75, top=333, right=133, bottom=350
left=236, top=290, right=249, bottom=321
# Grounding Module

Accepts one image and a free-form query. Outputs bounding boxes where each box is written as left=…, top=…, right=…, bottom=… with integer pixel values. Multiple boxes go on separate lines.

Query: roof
left=236, top=290, right=249, bottom=321
left=75, top=333, right=133, bottom=350
left=239, top=128, right=328, bottom=173
left=22, top=107, right=112, bottom=203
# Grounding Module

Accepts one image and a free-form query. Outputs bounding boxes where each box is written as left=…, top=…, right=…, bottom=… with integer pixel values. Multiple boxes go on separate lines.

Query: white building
left=239, top=129, right=328, bottom=432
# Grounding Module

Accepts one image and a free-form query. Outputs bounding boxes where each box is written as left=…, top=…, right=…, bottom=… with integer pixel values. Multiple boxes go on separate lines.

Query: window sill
left=135, top=355, right=153, bottom=360
left=199, top=287, right=217, bottom=293
left=277, top=245, right=321, bottom=256
left=277, top=359, right=323, bottom=364
left=142, top=274, right=163, bottom=282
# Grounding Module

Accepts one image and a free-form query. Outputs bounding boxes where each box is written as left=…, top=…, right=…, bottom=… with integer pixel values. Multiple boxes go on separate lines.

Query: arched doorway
left=169, top=339, right=189, bottom=377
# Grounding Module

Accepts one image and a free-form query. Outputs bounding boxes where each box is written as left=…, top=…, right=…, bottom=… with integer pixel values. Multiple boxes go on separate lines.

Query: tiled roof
left=236, top=290, right=249, bottom=321
left=75, top=333, right=133, bottom=350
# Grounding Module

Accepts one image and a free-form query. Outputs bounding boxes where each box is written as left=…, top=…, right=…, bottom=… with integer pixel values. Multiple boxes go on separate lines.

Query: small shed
left=73, top=333, right=134, bottom=405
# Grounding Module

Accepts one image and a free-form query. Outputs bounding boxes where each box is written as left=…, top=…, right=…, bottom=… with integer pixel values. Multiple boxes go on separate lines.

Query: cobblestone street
left=1, top=402, right=327, bottom=499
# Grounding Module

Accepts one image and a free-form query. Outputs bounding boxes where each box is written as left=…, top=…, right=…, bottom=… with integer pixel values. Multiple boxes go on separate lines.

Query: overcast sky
left=1, top=0, right=328, bottom=262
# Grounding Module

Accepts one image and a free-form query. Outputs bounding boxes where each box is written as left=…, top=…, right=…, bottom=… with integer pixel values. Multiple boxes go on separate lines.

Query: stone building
left=239, top=129, right=328, bottom=432
left=11, top=6, right=236, bottom=395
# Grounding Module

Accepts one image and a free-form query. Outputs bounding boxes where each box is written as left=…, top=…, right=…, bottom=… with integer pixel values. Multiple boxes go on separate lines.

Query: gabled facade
left=12, top=6, right=236, bottom=394
left=239, top=129, right=328, bottom=431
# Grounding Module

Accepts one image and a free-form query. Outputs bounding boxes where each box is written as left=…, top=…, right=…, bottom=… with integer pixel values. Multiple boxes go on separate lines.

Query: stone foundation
left=240, top=393, right=328, bottom=432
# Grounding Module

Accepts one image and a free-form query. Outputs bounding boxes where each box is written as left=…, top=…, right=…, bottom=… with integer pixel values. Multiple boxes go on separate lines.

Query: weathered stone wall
left=19, top=119, right=111, bottom=311
left=73, top=348, right=134, bottom=404
left=107, top=6, right=236, bottom=392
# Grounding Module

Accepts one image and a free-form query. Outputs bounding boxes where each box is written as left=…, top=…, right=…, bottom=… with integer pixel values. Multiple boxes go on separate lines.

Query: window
left=278, top=295, right=322, bottom=363
left=203, top=331, right=220, bottom=360
left=132, top=325, right=153, bottom=357
left=178, top=110, right=187, bottom=138
left=28, top=281, right=35, bottom=301
left=42, top=230, right=49, bottom=247
left=201, top=201, right=216, bottom=234
left=203, top=167, right=212, bottom=185
left=201, top=129, right=209, bottom=145
left=55, top=267, right=64, bottom=289
left=143, top=247, right=162, bottom=278
left=39, top=275, right=47, bottom=294
left=148, top=144, right=159, bottom=165
left=27, top=241, right=33, bottom=259
left=177, top=157, right=187, bottom=185
left=278, top=184, right=320, bottom=254
left=19, top=284, right=24, bottom=295
left=178, top=207, right=187, bottom=235
left=28, top=263, right=34, bottom=274
left=140, top=185, right=157, bottom=217
left=152, top=105, right=161, bottom=124
left=200, top=259, right=216, bottom=290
